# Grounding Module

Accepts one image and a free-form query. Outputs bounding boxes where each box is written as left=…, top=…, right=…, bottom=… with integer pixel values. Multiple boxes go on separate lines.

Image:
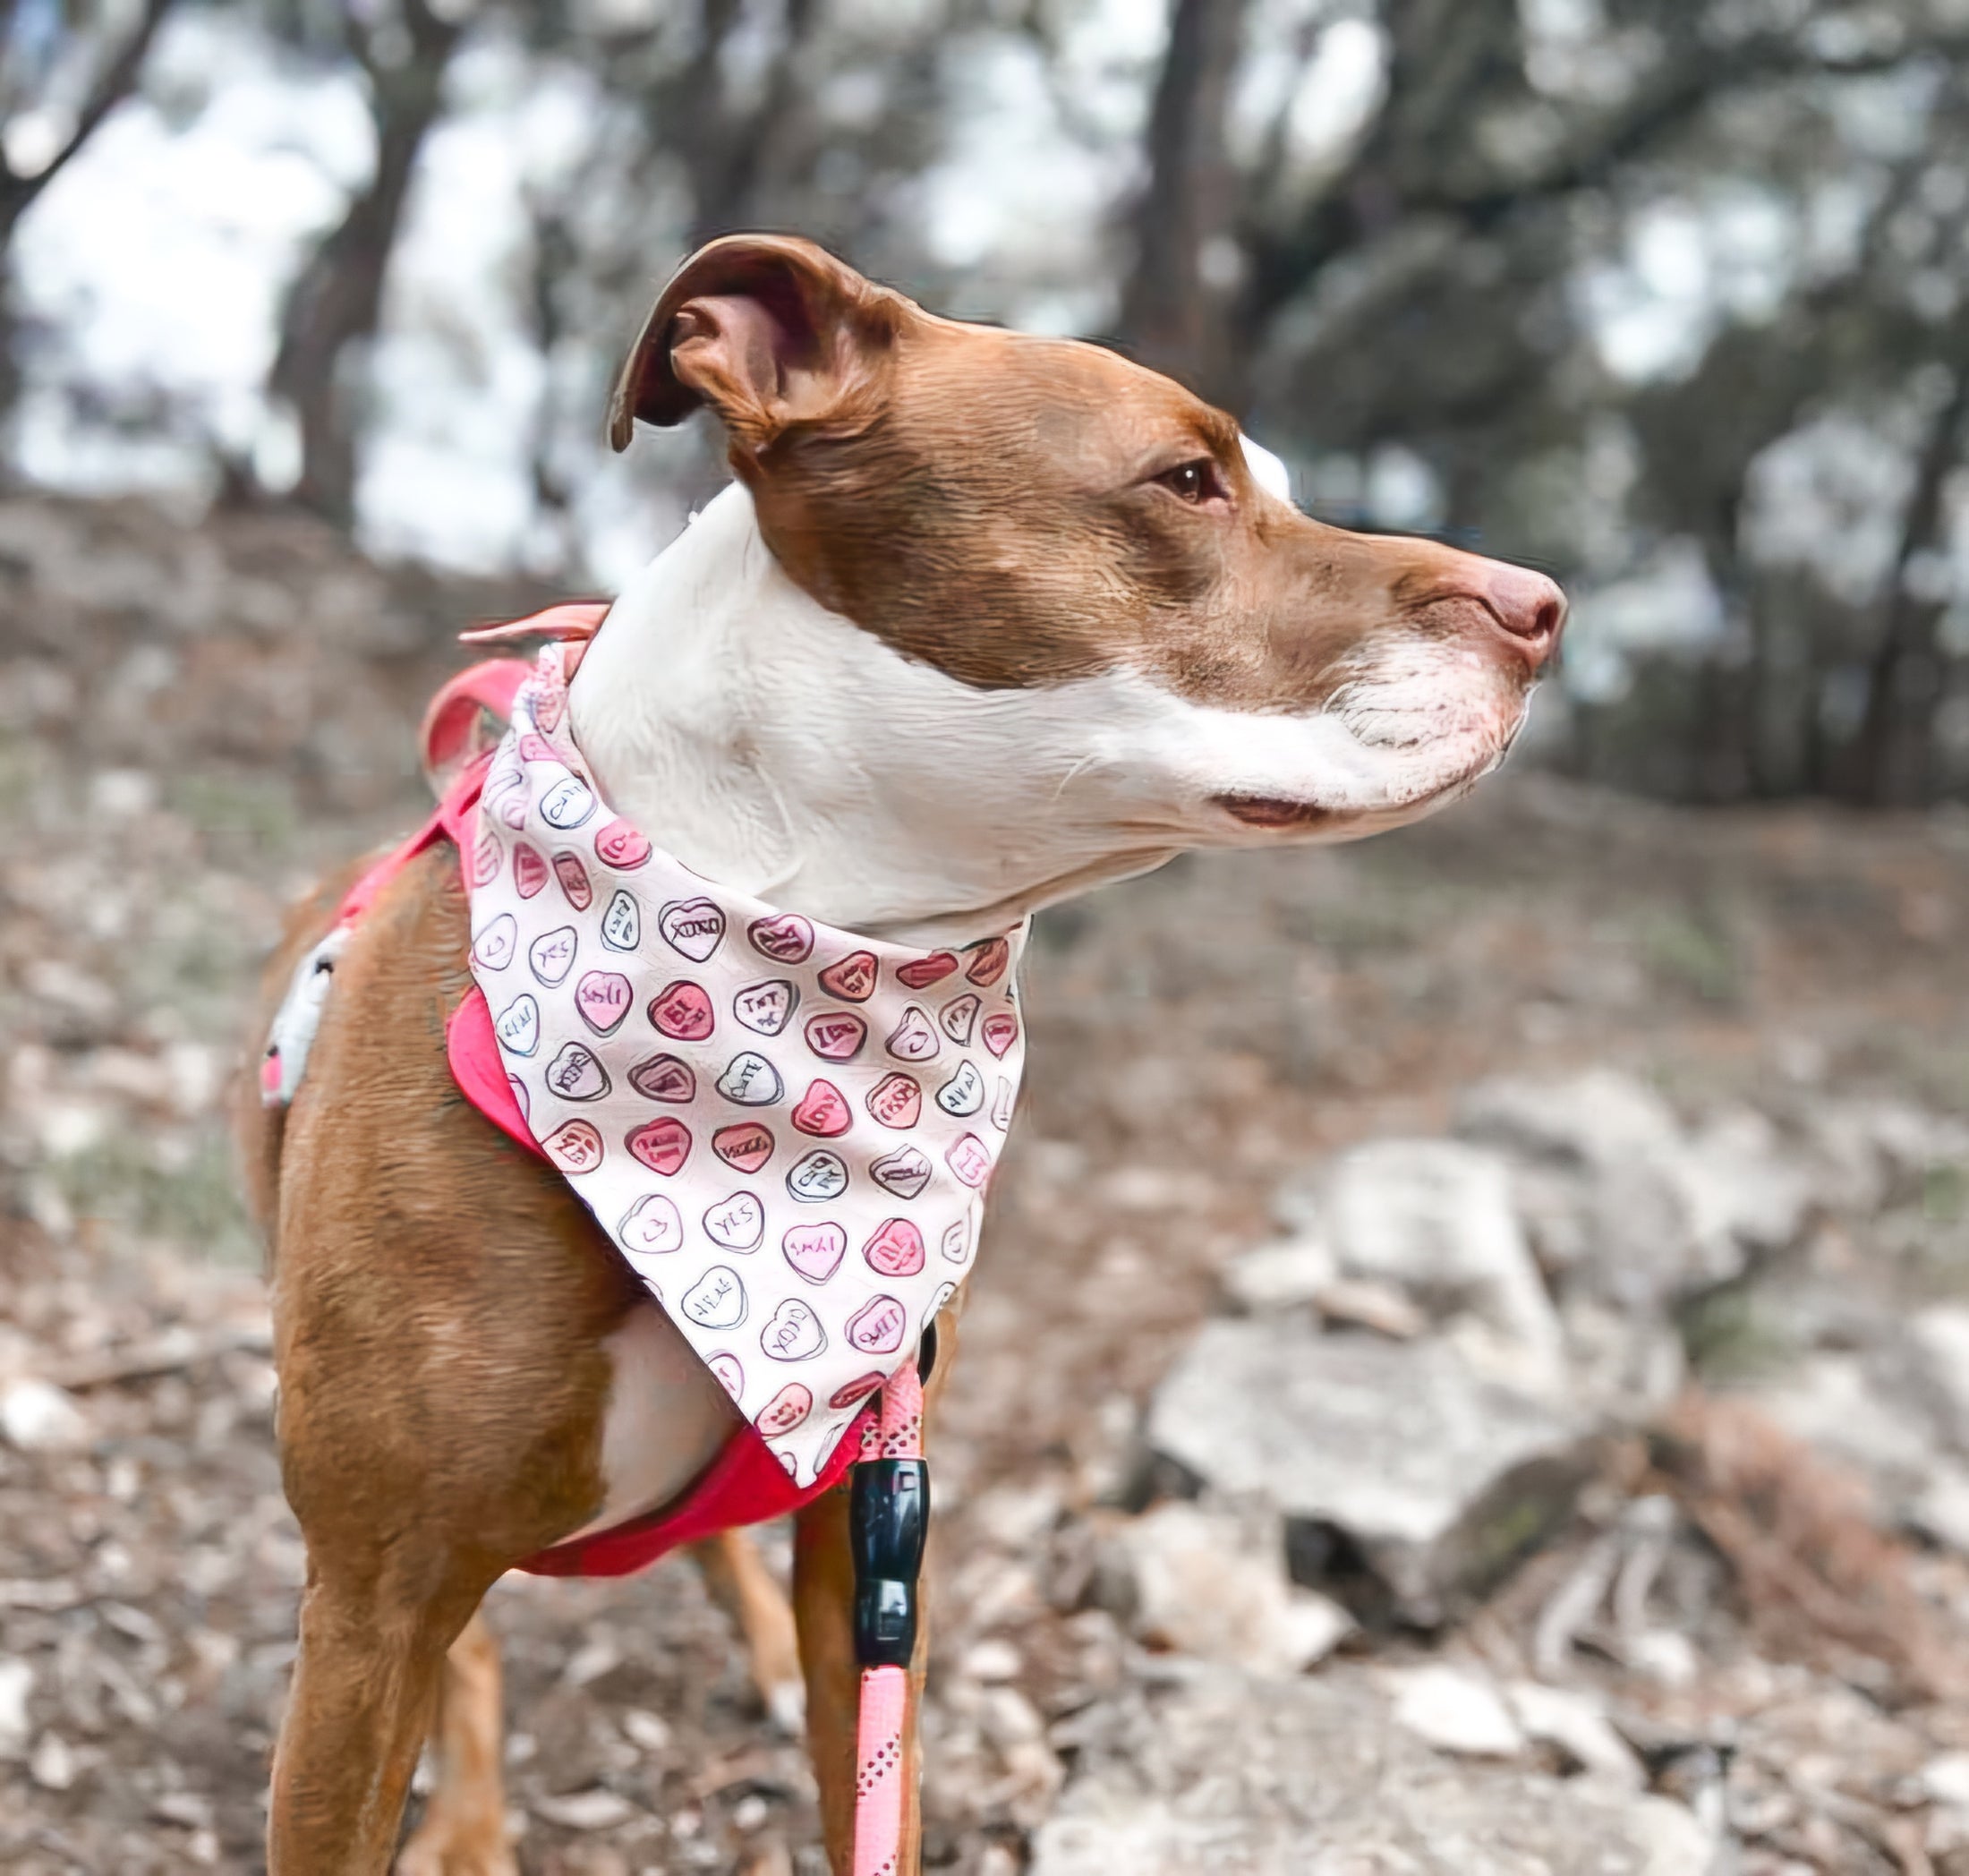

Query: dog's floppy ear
left=608, top=234, right=907, bottom=454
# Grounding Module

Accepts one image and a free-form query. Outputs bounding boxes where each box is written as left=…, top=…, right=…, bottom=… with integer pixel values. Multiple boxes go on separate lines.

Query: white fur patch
left=570, top=484, right=1529, bottom=945
left=260, top=925, right=350, bottom=1106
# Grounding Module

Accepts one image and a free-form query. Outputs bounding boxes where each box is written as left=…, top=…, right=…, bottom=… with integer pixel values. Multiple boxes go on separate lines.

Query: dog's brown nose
left=1484, top=564, right=1566, bottom=667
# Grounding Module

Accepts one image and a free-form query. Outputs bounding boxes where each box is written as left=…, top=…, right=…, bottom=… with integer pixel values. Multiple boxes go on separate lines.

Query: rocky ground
left=4, top=490, right=1969, bottom=1874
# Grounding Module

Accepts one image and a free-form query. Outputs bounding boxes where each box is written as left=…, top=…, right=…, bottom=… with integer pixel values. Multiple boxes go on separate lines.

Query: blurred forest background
left=10, top=6, right=1969, bottom=1872
left=9, top=0, right=1969, bottom=806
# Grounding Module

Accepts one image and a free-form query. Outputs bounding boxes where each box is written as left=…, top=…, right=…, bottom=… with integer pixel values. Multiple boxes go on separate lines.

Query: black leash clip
left=850, top=1456, right=928, bottom=1670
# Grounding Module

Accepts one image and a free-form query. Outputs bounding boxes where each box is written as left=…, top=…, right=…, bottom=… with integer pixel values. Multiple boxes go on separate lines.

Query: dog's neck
left=567, top=483, right=1180, bottom=948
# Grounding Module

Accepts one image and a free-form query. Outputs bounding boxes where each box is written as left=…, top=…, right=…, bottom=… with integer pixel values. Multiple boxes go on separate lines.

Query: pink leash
left=849, top=1360, right=927, bottom=1876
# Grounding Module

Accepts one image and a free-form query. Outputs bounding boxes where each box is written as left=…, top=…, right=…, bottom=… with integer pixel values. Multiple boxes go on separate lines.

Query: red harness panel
left=328, top=656, right=863, bottom=1579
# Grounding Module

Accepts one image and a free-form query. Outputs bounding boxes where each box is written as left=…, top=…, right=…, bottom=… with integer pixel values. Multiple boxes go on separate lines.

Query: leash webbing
left=848, top=1360, right=926, bottom=1876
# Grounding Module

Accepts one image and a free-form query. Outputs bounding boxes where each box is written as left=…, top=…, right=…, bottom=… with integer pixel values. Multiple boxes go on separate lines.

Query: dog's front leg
left=396, top=1610, right=516, bottom=1876
left=691, top=1531, right=807, bottom=1735
left=268, top=1568, right=486, bottom=1875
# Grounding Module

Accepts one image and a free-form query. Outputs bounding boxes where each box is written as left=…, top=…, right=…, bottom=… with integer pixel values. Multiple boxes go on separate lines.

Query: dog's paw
left=396, top=1821, right=518, bottom=1876
left=765, top=1675, right=807, bottom=1738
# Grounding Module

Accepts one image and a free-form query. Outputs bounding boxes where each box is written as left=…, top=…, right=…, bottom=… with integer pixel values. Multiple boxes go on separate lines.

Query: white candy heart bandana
left=467, top=646, right=1027, bottom=1487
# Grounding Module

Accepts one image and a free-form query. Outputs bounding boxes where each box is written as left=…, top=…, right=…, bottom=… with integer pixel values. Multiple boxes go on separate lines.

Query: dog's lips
left=1213, top=793, right=1338, bottom=831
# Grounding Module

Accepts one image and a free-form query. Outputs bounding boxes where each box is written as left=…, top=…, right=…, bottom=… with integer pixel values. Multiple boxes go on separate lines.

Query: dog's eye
left=1153, top=458, right=1227, bottom=505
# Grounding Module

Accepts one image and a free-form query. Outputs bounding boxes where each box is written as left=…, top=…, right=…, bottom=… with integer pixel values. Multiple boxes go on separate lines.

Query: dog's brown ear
left=608, top=234, right=907, bottom=454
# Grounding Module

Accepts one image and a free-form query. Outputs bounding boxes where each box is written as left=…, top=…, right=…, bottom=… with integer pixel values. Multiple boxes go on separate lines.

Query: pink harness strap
left=315, top=634, right=877, bottom=1583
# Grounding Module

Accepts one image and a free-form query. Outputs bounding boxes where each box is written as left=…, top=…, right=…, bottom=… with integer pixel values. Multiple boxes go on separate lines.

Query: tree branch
left=0, top=0, right=175, bottom=236
left=1246, top=24, right=1969, bottom=342
left=1423, top=30, right=1969, bottom=231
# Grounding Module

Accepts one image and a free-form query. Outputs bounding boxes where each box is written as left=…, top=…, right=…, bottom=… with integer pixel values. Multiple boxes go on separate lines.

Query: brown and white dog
left=237, top=234, right=1562, bottom=1875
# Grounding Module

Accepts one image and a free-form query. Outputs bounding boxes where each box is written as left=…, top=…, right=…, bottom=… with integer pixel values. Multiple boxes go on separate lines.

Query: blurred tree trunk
left=652, top=0, right=820, bottom=252
left=0, top=0, right=175, bottom=414
left=520, top=176, right=584, bottom=571
left=268, top=0, right=464, bottom=526
left=1850, top=364, right=1969, bottom=807
left=1115, top=0, right=1250, bottom=404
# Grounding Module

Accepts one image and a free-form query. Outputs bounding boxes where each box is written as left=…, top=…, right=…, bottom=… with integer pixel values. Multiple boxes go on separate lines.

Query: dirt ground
left=4, top=490, right=1969, bottom=1873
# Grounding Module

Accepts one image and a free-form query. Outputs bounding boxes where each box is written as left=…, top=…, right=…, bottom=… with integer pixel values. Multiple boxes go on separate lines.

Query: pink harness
left=292, top=634, right=872, bottom=1576
left=277, top=606, right=964, bottom=1868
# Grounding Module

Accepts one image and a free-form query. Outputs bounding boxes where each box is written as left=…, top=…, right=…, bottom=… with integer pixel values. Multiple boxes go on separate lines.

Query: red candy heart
left=790, top=1079, right=852, bottom=1138
left=626, top=1116, right=692, bottom=1176
left=829, top=1372, right=886, bottom=1411
left=981, top=1010, right=1019, bottom=1059
left=864, top=1217, right=925, bottom=1278
left=759, top=1382, right=813, bottom=1436
left=865, top=1072, right=922, bottom=1130
left=712, top=1121, right=775, bottom=1173
left=542, top=1119, right=603, bottom=1173
left=594, top=817, right=652, bottom=869
left=575, top=970, right=633, bottom=1036
left=945, top=1133, right=992, bottom=1188
left=551, top=850, right=592, bottom=909
left=964, top=937, right=1010, bottom=986
left=817, top=951, right=878, bottom=1002
left=518, top=733, right=557, bottom=763
left=804, top=1010, right=867, bottom=1062
left=749, top=913, right=814, bottom=964
left=513, top=843, right=548, bottom=899
left=470, top=822, right=500, bottom=886
left=648, top=980, right=715, bottom=1041
left=627, top=1053, right=695, bottom=1103
left=897, top=951, right=958, bottom=990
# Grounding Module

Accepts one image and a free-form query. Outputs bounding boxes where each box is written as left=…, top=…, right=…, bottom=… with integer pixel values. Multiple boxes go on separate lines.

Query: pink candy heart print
left=460, top=640, right=1033, bottom=1489
left=781, top=1222, right=847, bottom=1284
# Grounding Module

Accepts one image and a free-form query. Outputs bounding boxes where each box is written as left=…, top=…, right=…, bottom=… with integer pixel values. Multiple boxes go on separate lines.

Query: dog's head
left=609, top=235, right=1562, bottom=849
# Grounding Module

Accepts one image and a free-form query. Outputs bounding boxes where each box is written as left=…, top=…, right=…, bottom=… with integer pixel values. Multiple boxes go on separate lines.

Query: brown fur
left=246, top=234, right=1564, bottom=1874
left=242, top=849, right=922, bottom=1873
left=613, top=234, right=1559, bottom=709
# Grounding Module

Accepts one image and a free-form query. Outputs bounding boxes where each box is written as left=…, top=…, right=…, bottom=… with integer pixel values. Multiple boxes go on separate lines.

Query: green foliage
left=1638, top=900, right=1744, bottom=1005
left=50, top=1124, right=257, bottom=1266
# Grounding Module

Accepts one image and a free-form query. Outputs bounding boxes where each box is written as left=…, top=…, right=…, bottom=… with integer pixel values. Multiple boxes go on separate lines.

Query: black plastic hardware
left=851, top=1457, right=928, bottom=1669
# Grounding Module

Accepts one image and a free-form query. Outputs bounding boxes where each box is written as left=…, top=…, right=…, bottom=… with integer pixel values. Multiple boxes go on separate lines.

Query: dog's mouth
left=1213, top=794, right=1340, bottom=831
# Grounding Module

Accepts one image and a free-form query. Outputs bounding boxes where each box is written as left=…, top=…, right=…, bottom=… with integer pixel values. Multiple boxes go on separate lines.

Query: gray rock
left=1804, top=1098, right=1969, bottom=1214
left=1460, top=1070, right=1811, bottom=1309
left=1222, top=1233, right=1339, bottom=1312
left=1100, top=1501, right=1352, bottom=1675
left=1909, top=1306, right=1969, bottom=1449
left=1911, top=1464, right=1969, bottom=1554
left=1386, top=1664, right=1524, bottom=1757
left=0, top=1377, right=90, bottom=1454
left=1308, top=1138, right=1566, bottom=1384
left=1146, top=1320, right=1594, bottom=1622
left=1032, top=1668, right=1715, bottom=1876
